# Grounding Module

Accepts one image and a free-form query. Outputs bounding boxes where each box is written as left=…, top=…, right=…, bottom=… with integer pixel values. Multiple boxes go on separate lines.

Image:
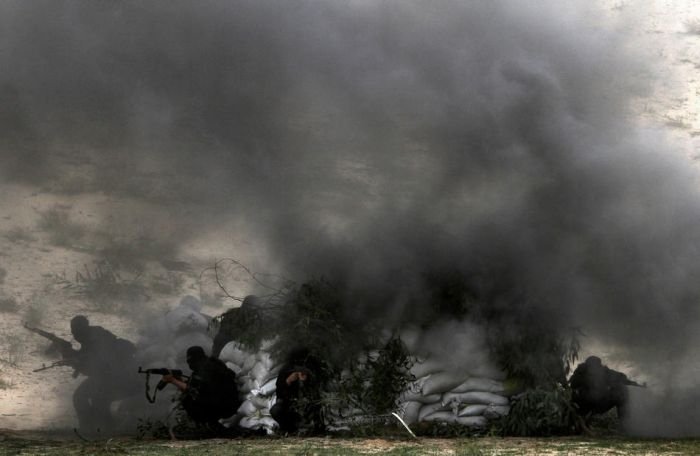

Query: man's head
left=585, top=356, right=603, bottom=368
left=70, top=315, right=90, bottom=343
left=186, top=346, right=207, bottom=371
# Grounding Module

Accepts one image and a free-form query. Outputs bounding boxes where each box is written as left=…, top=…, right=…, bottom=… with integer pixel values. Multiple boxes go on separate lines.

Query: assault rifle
left=23, top=322, right=76, bottom=359
left=24, top=322, right=79, bottom=374
left=32, top=359, right=75, bottom=373
left=625, top=379, right=647, bottom=388
left=137, top=367, right=189, bottom=403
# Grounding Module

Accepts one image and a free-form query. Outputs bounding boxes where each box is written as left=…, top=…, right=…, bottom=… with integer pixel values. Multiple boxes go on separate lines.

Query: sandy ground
left=0, top=0, right=698, bottom=434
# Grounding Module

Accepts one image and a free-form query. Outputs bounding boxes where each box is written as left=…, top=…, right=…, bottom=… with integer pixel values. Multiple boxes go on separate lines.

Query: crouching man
left=270, top=348, right=324, bottom=434
left=570, top=356, right=644, bottom=421
left=161, top=346, right=240, bottom=427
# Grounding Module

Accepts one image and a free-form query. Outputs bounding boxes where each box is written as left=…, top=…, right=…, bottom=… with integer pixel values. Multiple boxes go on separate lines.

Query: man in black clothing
left=69, top=315, right=140, bottom=434
left=162, top=346, right=239, bottom=425
left=270, top=349, right=323, bottom=434
left=570, top=356, right=643, bottom=420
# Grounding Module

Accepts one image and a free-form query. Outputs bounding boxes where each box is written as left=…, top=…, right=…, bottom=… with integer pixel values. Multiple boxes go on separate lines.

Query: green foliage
left=487, top=320, right=581, bottom=389
left=340, top=336, right=415, bottom=415
left=493, top=384, right=580, bottom=436
left=211, top=301, right=268, bottom=352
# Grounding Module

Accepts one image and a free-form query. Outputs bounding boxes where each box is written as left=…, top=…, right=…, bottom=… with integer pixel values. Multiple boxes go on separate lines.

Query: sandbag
left=239, top=416, right=263, bottom=430
left=418, top=401, right=451, bottom=422
left=249, top=394, right=272, bottom=410
left=218, top=342, right=248, bottom=367
left=239, top=376, right=259, bottom=394
left=249, top=361, right=270, bottom=383
left=254, top=352, right=274, bottom=371
left=225, top=361, right=243, bottom=375
left=399, top=401, right=422, bottom=425
left=483, top=404, right=510, bottom=420
left=422, top=411, right=456, bottom=423
left=422, top=372, right=468, bottom=396
left=410, top=359, right=445, bottom=379
left=258, top=416, right=278, bottom=430
left=219, top=413, right=242, bottom=428
left=400, top=392, right=442, bottom=404
left=451, top=377, right=505, bottom=394
left=458, top=404, right=488, bottom=417
left=237, top=400, right=257, bottom=416
left=252, top=378, right=276, bottom=396
left=441, top=391, right=509, bottom=406
left=240, top=354, right=257, bottom=374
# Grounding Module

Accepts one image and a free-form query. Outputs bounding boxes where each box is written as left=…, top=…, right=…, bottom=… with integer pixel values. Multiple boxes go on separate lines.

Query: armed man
left=160, top=345, right=240, bottom=429
left=270, top=347, right=324, bottom=435
left=27, top=315, right=140, bottom=435
left=570, top=355, right=645, bottom=421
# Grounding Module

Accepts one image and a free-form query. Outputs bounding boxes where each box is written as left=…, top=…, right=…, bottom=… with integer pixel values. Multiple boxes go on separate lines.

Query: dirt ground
left=1, top=431, right=700, bottom=456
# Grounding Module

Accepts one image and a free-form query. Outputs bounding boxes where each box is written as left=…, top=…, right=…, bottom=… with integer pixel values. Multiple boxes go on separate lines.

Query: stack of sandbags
left=397, top=359, right=510, bottom=428
left=218, top=340, right=280, bottom=434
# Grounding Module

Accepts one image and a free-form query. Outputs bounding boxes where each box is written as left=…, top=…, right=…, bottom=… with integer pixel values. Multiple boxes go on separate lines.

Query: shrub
left=493, top=384, right=581, bottom=436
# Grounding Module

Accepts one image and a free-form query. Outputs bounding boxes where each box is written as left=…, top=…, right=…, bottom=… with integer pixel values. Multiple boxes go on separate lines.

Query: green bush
left=493, top=384, right=580, bottom=436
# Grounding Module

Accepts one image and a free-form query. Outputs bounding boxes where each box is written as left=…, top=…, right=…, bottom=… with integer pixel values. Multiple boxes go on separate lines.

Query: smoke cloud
left=2, top=0, right=699, bottom=435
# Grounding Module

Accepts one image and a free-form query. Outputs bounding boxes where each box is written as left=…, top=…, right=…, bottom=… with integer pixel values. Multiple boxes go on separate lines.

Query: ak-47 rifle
left=23, top=322, right=77, bottom=359
left=32, top=359, right=75, bottom=373
left=24, top=322, right=80, bottom=375
left=137, top=367, right=189, bottom=403
left=625, top=379, right=647, bottom=388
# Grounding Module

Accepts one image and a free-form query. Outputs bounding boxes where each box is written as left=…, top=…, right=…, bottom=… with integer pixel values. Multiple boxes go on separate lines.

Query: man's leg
left=271, top=402, right=299, bottom=433
left=72, top=379, right=93, bottom=432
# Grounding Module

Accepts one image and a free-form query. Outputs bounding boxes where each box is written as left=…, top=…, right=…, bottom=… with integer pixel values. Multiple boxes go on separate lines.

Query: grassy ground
left=1, top=431, right=700, bottom=456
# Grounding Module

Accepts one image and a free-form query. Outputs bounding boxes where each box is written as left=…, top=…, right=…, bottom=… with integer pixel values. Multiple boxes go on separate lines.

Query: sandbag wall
left=218, top=340, right=280, bottom=434
left=397, top=361, right=510, bottom=428
left=216, top=341, right=510, bottom=432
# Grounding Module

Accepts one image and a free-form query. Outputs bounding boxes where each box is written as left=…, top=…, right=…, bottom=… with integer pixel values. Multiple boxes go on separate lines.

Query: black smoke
left=1, top=0, right=699, bottom=434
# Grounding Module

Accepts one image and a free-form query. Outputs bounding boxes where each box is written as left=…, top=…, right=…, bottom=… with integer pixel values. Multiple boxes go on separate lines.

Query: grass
left=1, top=435, right=700, bottom=455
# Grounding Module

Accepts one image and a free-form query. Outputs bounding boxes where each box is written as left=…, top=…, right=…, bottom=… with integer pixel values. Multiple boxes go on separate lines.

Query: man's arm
left=162, top=374, right=188, bottom=392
